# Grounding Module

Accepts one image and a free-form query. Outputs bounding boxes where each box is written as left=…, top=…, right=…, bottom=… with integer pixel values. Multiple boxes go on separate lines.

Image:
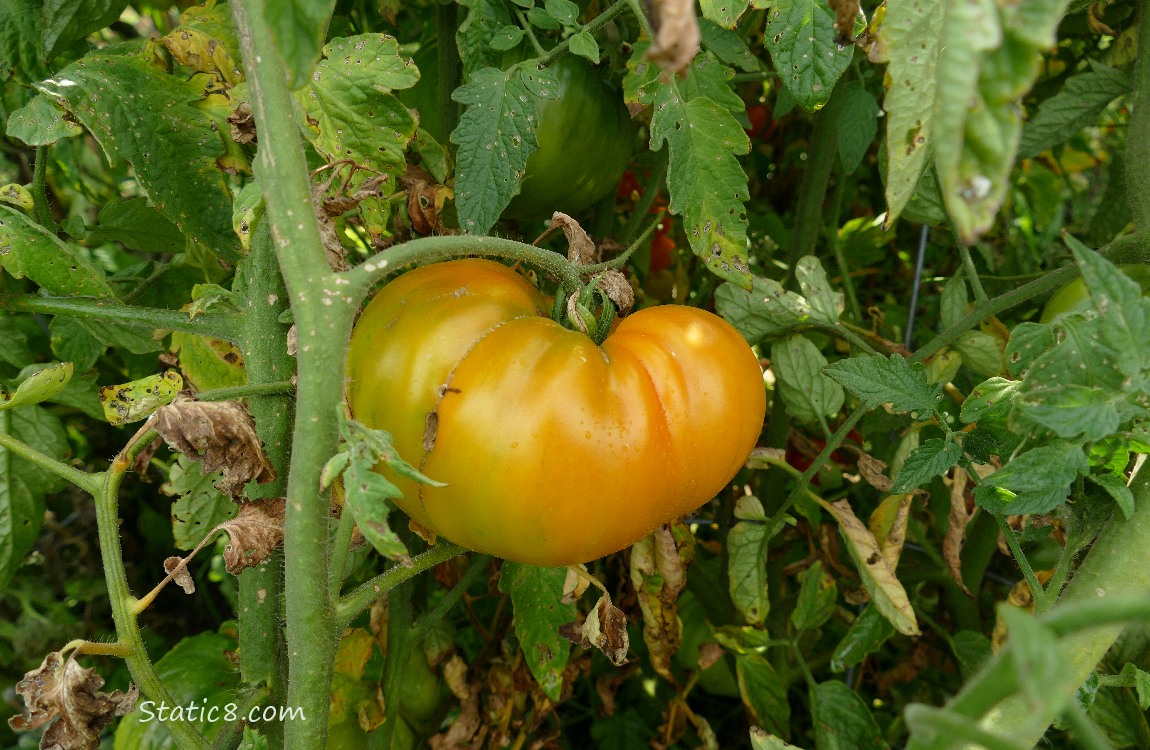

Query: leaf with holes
left=451, top=65, right=558, bottom=234
left=498, top=562, right=577, bottom=701
left=700, top=0, right=750, bottom=29
left=0, top=206, right=115, bottom=297
left=652, top=87, right=751, bottom=287
left=5, top=93, right=82, bottom=146
left=36, top=55, right=241, bottom=263
left=763, top=0, right=855, bottom=111
left=298, top=34, right=420, bottom=186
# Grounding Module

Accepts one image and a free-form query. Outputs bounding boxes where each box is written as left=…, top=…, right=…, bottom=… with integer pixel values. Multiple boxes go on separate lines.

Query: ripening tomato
left=346, top=259, right=766, bottom=566
left=1040, top=264, right=1150, bottom=323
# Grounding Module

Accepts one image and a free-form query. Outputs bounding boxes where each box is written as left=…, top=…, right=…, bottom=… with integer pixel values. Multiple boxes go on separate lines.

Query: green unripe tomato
left=1040, top=264, right=1150, bottom=323
left=398, top=649, right=445, bottom=726
left=500, top=52, right=635, bottom=221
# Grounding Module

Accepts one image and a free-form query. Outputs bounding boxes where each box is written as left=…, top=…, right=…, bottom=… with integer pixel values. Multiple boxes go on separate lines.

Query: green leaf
left=1070, top=241, right=1149, bottom=376
left=0, top=205, right=115, bottom=297
left=771, top=334, right=844, bottom=425
left=940, top=274, right=968, bottom=330
left=699, top=18, right=761, bottom=72
left=716, top=275, right=818, bottom=344
left=48, top=316, right=165, bottom=373
left=526, top=7, right=559, bottom=29
left=811, top=681, right=890, bottom=750
left=623, top=41, right=661, bottom=107
left=165, top=455, right=238, bottom=550
left=879, top=0, right=944, bottom=223
left=700, top=0, right=750, bottom=28
left=114, top=629, right=241, bottom=748
left=652, top=87, right=751, bottom=286
left=728, top=496, right=772, bottom=626
left=451, top=65, right=558, bottom=234
left=489, top=24, right=525, bottom=52
left=0, top=404, right=70, bottom=586
left=823, top=354, right=943, bottom=416
left=299, top=34, right=420, bottom=185
left=0, top=362, right=72, bottom=411
left=544, top=0, right=579, bottom=25
left=99, top=371, right=183, bottom=426
left=763, top=0, right=854, bottom=111
left=952, top=630, right=992, bottom=678
left=683, top=53, right=744, bottom=114
left=38, top=55, right=241, bottom=263
left=890, top=438, right=961, bottom=493
left=750, top=729, right=805, bottom=750
left=976, top=442, right=1088, bottom=515
left=0, top=0, right=48, bottom=83
left=86, top=196, right=186, bottom=255
left=568, top=30, right=599, bottom=63
left=456, top=0, right=512, bottom=77
left=953, top=330, right=1005, bottom=378
left=791, top=560, right=838, bottom=631
left=41, top=0, right=127, bottom=55
left=1019, top=62, right=1131, bottom=158
left=960, top=376, right=1019, bottom=425
left=794, top=255, right=843, bottom=324
left=830, top=604, right=896, bottom=672
left=1000, top=607, right=1073, bottom=708
left=1004, top=321, right=1056, bottom=377
left=5, top=93, right=83, bottom=146
left=1086, top=472, right=1135, bottom=520
left=736, top=653, right=791, bottom=738
left=264, top=0, right=337, bottom=88
left=498, top=562, right=577, bottom=701
left=838, top=83, right=879, bottom=174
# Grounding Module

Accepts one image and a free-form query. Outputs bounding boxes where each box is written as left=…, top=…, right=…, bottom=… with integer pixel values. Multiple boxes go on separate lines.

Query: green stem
left=905, top=705, right=1030, bottom=750
left=783, top=84, right=845, bottom=284
left=827, top=176, right=862, bottom=324
left=624, top=0, right=656, bottom=40
left=516, top=9, right=548, bottom=57
left=958, top=243, right=989, bottom=304
left=0, top=421, right=102, bottom=496
left=336, top=542, right=468, bottom=626
left=32, top=146, right=56, bottom=232
left=328, top=502, right=357, bottom=600
left=98, top=429, right=209, bottom=750
left=342, top=234, right=585, bottom=300
left=0, top=295, right=242, bottom=342
left=232, top=222, right=296, bottom=746
left=994, top=515, right=1049, bottom=613
left=1126, top=5, right=1150, bottom=232
left=196, top=381, right=294, bottom=402
left=408, top=554, right=490, bottom=645
left=233, top=2, right=343, bottom=748
left=1060, top=703, right=1115, bottom=750
left=538, top=0, right=632, bottom=67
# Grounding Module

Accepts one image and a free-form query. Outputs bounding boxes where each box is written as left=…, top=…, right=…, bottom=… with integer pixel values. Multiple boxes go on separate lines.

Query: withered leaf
left=857, top=451, right=893, bottom=493
left=597, top=271, right=635, bottom=316
left=829, top=0, right=860, bottom=42
left=228, top=102, right=256, bottom=144
left=817, top=497, right=920, bottom=636
left=218, top=498, right=286, bottom=574
left=581, top=594, right=630, bottom=667
left=944, top=467, right=975, bottom=597
left=868, top=493, right=912, bottom=572
left=150, top=396, right=276, bottom=497
left=163, top=556, right=196, bottom=595
left=549, top=212, right=597, bottom=265
left=311, top=182, right=350, bottom=272
left=562, top=566, right=592, bottom=604
left=645, top=0, right=700, bottom=74
left=629, top=526, right=690, bottom=681
left=9, top=652, right=139, bottom=750
left=407, top=181, right=456, bottom=236
left=428, top=686, right=483, bottom=750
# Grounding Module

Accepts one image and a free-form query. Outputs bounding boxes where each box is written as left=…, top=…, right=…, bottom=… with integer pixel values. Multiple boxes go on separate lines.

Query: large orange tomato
left=346, top=259, right=765, bottom=566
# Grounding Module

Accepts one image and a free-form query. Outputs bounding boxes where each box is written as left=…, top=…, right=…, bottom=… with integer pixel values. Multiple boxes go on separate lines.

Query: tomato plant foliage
left=2, top=0, right=1150, bottom=749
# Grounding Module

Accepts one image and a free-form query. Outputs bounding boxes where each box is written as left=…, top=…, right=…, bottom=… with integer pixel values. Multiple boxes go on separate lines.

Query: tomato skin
left=502, top=55, right=635, bottom=220
left=346, top=259, right=765, bottom=566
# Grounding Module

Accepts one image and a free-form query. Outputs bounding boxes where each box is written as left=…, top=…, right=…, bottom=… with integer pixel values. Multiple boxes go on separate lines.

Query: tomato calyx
left=563, top=280, right=617, bottom=345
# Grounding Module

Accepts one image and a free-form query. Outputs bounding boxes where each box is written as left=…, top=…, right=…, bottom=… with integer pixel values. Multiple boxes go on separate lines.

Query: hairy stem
left=0, top=421, right=101, bottom=496
left=233, top=2, right=343, bottom=748
left=337, top=543, right=468, bottom=626
left=32, top=146, right=56, bottom=232
left=1126, top=5, right=1150, bottom=232
left=0, top=295, right=242, bottom=342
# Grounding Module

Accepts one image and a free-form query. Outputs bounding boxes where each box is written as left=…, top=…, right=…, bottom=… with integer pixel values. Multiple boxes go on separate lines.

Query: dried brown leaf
left=218, top=498, right=286, bottom=574
left=428, top=686, right=483, bottom=750
left=597, top=271, right=635, bottom=316
left=150, top=396, right=276, bottom=497
left=645, top=0, right=700, bottom=75
left=163, top=556, right=196, bottom=595
left=943, top=468, right=975, bottom=596
left=9, top=652, right=139, bottom=750
left=1088, top=2, right=1118, bottom=37
left=549, top=213, right=597, bottom=265
left=857, top=452, right=893, bottom=493
left=696, top=641, right=724, bottom=671
left=628, top=526, right=688, bottom=681
left=582, top=594, right=630, bottom=666
left=444, top=655, right=470, bottom=700
left=408, top=181, right=456, bottom=236
left=228, top=102, right=256, bottom=144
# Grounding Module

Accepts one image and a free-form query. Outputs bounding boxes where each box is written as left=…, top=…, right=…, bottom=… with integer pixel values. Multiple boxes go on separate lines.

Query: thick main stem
left=232, top=2, right=344, bottom=748
left=1126, top=5, right=1150, bottom=232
